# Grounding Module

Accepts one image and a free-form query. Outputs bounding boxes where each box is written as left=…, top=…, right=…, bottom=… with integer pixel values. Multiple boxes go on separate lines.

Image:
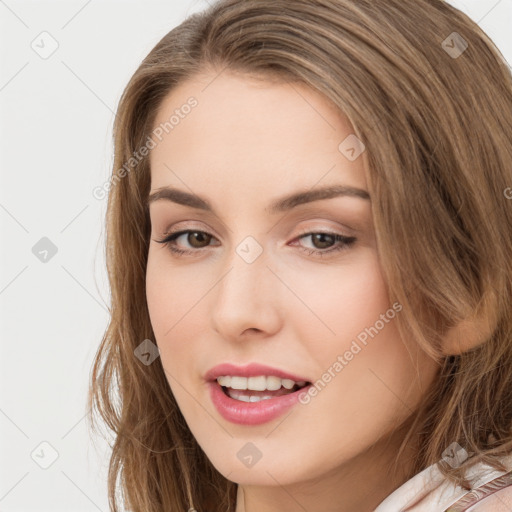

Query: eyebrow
left=147, top=184, right=370, bottom=214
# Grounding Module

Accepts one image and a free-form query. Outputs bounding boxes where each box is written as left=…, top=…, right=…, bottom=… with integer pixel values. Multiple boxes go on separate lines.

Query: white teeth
left=230, top=376, right=247, bottom=390
left=248, top=376, right=267, bottom=391
left=217, top=376, right=231, bottom=387
left=216, top=374, right=306, bottom=391
left=266, top=376, right=282, bottom=391
left=227, top=388, right=275, bottom=402
left=249, top=395, right=273, bottom=402
left=281, top=379, right=295, bottom=390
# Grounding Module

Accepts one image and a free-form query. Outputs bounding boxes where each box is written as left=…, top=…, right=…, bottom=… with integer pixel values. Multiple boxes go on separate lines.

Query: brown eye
left=310, top=233, right=336, bottom=249
left=293, top=231, right=357, bottom=257
left=154, top=229, right=218, bottom=256
left=186, top=231, right=212, bottom=248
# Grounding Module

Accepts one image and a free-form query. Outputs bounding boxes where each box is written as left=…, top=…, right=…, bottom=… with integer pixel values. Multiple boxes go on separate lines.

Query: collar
left=374, top=454, right=512, bottom=512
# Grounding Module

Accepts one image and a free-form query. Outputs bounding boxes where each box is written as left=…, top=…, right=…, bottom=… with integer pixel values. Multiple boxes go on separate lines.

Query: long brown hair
left=88, top=1, right=512, bottom=510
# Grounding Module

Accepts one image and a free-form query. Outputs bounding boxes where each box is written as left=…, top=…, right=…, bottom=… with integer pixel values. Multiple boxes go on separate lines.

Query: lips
left=204, top=362, right=313, bottom=425
left=207, top=380, right=313, bottom=425
left=204, top=362, right=310, bottom=383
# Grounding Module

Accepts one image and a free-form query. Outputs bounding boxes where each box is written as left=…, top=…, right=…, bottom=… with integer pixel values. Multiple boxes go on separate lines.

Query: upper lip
left=205, top=363, right=311, bottom=383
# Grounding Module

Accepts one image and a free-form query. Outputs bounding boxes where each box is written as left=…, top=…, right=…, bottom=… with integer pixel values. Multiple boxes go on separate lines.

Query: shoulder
left=468, top=484, right=512, bottom=511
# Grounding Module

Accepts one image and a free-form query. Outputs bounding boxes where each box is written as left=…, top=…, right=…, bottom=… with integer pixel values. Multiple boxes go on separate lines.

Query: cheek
left=146, top=249, right=206, bottom=337
left=282, top=249, right=392, bottom=346
left=145, top=255, right=207, bottom=425
left=282, top=252, right=429, bottom=432
left=145, top=249, right=219, bottom=395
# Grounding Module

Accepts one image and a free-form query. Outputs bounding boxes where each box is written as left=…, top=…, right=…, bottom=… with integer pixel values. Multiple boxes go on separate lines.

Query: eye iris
left=312, top=233, right=334, bottom=249
left=188, top=231, right=211, bottom=248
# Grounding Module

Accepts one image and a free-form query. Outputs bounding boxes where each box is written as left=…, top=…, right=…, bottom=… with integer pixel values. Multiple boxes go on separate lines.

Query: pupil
left=189, top=231, right=210, bottom=248
left=313, top=233, right=334, bottom=249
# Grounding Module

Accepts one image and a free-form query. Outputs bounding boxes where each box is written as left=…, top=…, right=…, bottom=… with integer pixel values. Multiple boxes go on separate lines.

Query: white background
left=0, top=1, right=510, bottom=510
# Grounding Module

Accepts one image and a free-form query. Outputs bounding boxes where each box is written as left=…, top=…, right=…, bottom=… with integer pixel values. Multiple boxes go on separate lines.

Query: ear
left=441, top=294, right=499, bottom=356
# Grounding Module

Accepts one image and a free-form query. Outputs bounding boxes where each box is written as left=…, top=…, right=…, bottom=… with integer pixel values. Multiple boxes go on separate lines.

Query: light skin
left=145, top=69, right=440, bottom=512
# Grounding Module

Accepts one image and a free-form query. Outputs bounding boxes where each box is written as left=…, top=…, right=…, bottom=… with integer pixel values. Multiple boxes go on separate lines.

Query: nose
left=210, top=244, right=282, bottom=342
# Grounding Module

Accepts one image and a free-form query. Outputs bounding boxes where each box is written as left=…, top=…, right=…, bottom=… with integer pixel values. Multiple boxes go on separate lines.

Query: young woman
left=88, top=1, right=512, bottom=510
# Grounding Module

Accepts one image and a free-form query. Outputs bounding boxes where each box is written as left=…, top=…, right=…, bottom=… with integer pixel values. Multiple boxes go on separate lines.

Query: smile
left=208, top=379, right=312, bottom=425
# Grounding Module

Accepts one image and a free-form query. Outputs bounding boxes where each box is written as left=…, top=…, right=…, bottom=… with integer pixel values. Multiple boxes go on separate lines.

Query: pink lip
left=208, top=381, right=312, bottom=425
left=204, top=362, right=309, bottom=383
left=204, top=363, right=312, bottom=425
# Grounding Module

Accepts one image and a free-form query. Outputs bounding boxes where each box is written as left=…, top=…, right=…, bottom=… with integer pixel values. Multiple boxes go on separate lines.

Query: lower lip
left=208, top=381, right=311, bottom=425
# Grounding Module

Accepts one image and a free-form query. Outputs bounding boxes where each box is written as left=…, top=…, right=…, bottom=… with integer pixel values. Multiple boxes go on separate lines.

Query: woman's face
left=146, top=70, right=437, bottom=492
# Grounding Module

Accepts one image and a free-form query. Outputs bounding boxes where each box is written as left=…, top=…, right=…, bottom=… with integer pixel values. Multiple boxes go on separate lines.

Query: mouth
left=204, top=363, right=314, bottom=424
left=207, top=376, right=313, bottom=425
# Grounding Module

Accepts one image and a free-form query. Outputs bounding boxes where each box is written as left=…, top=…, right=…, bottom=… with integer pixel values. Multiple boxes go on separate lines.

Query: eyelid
left=294, top=225, right=353, bottom=238
left=163, top=221, right=220, bottom=239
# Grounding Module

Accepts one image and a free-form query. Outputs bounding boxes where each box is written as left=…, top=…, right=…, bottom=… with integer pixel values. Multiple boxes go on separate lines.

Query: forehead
left=149, top=70, right=367, bottom=199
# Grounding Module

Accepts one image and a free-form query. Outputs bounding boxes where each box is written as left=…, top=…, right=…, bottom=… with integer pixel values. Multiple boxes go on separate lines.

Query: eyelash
left=154, top=228, right=357, bottom=258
